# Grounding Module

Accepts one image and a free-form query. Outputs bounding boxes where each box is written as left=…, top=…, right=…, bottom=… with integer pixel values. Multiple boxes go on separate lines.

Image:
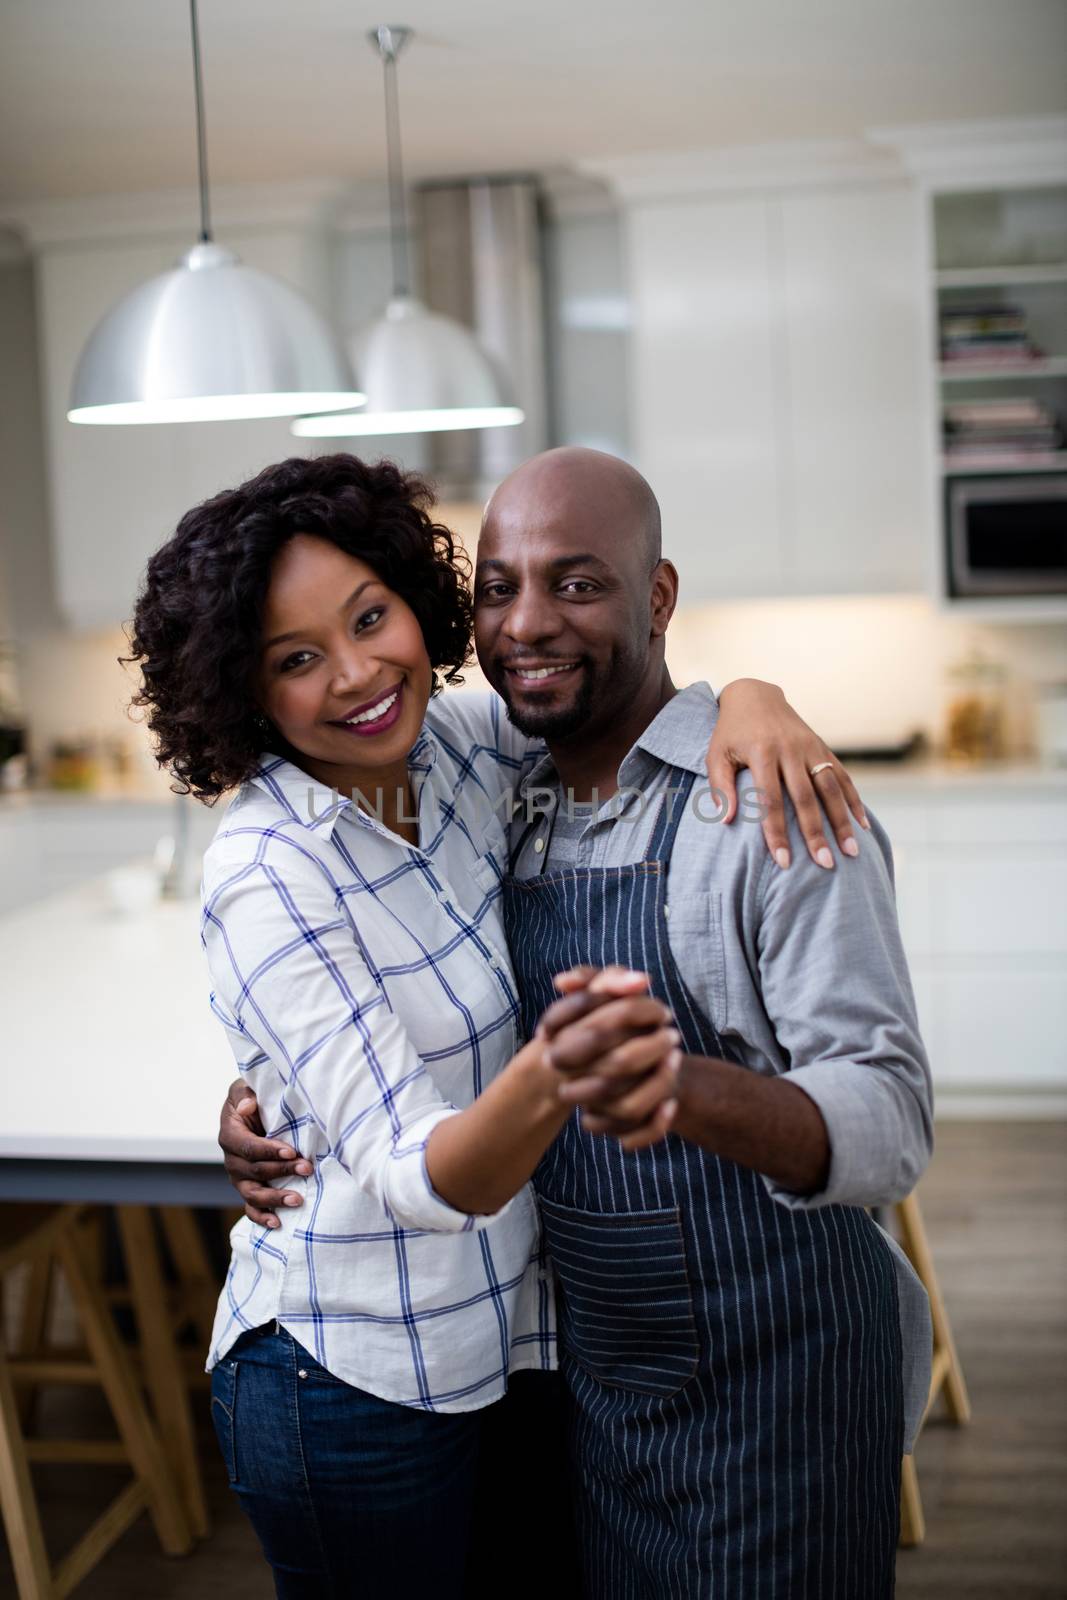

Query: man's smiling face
left=473, top=447, right=674, bottom=742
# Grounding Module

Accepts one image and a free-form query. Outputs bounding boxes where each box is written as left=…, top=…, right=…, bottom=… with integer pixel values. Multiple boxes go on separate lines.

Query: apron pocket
left=538, top=1196, right=699, bottom=1397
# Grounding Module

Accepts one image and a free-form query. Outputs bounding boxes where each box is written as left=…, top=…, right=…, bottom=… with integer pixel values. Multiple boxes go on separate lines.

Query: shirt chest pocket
left=456, top=802, right=509, bottom=904
left=469, top=850, right=502, bottom=895
left=662, top=886, right=728, bottom=1034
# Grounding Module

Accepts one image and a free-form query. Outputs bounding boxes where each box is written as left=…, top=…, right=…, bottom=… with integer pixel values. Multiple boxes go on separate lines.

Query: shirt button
left=297, top=1369, right=308, bottom=1380
left=533, top=837, right=545, bottom=854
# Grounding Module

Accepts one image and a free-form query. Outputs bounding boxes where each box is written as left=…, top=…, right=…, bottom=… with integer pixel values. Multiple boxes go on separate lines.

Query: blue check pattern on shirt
left=202, top=693, right=555, bottom=1412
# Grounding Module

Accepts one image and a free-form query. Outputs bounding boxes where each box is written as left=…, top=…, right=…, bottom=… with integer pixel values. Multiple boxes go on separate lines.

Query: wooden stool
left=0, top=1204, right=193, bottom=1599
left=112, top=1208, right=211, bottom=1540
left=894, top=1190, right=971, bottom=1547
left=158, top=1208, right=221, bottom=1358
left=15, top=1205, right=219, bottom=1546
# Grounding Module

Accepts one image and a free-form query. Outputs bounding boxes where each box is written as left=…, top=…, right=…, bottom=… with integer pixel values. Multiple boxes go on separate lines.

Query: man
left=223, top=447, right=932, bottom=1597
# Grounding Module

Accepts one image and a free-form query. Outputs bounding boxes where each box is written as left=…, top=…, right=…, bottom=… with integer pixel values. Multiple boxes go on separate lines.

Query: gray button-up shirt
left=511, top=680, right=933, bottom=1450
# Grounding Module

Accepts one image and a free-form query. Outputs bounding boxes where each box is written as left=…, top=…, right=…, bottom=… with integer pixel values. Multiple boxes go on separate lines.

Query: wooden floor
left=2, top=1120, right=1065, bottom=1598
left=894, top=1121, right=1067, bottom=1600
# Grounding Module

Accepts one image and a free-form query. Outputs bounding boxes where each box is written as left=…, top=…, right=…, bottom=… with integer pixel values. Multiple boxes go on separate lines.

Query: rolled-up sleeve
left=202, top=842, right=514, bottom=1234
left=755, top=812, right=934, bottom=1210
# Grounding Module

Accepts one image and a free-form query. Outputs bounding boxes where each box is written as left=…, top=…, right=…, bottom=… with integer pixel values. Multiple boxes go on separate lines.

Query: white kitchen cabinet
left=779, top=186, right=927, bottom=594
left=34, top=225, right=332, bottom=631
left=627, top=196, right=786, bottom=598
left=862, top=769, right=1067, bottom=1112
left=930, top=858, right=1067, bottom=957
left=937, top=969, right=1067, bottom=1087
left=0, top=795, right=222, bottom=914
left=0, top=811, right=41, bottom=914
left=616, top=165, right=930, bottom=601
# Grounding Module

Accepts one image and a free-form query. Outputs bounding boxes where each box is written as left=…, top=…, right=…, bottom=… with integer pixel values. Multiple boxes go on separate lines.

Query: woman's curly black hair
left=123, top=453, right=473, bottom=802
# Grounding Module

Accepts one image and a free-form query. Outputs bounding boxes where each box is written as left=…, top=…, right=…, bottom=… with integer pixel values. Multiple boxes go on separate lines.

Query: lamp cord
left=379, top=34, right=411, bottom=297
left=189, top=0, right=213, bottom=243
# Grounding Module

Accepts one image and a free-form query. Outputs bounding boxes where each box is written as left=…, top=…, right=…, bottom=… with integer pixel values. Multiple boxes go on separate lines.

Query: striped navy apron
left=502, top=768, right=903, bottom=1599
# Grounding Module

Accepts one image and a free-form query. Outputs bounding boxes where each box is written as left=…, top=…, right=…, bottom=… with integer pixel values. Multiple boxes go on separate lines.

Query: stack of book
left=940, top=303, right=1040, bottom=368
left=943, top=397, right=1062, bottom=466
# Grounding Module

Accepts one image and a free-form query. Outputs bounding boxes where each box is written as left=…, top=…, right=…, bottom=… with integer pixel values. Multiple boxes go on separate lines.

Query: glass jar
left=943, top=649, right=1008, bottom=764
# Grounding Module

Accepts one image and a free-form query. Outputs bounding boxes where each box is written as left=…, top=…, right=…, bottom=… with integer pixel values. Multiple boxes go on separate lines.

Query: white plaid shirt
left=203, top=692, right=555, bottom=1411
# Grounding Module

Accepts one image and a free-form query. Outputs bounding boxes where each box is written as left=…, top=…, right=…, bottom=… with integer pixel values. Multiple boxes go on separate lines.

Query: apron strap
left=644, top=768, right=698, bottom=865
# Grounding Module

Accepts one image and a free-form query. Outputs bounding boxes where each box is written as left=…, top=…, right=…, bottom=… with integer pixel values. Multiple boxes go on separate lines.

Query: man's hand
left=219, top=1079, right=313, bottom=1230
left=547, top=981, right=831, bottom=1192
left=539, top=966, right=681, bottom=1151
left=708, top=678, right=869, bottom=871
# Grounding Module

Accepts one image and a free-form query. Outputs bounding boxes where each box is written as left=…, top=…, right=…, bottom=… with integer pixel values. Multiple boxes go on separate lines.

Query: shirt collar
left=248, top=726, right=439, bottom=841
left=517, top=681, right=718, bottom=798
left=627, top=680, right=719, bottom=781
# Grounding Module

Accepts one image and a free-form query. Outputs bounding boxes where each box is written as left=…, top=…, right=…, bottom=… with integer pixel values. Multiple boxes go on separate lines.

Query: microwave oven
left=945, top=472, right=1067, bottom=598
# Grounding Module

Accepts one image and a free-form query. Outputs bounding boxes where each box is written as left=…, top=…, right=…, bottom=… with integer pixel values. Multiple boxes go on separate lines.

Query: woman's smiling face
left=256, top=534, right=433, bottom=789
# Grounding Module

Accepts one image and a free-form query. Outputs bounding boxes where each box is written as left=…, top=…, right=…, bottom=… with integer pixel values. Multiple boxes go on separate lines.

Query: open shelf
left=939, top=356, right=1067, bottom=383
left=929, top=183, right=1067, bottom=622
left=941, top=451, right=1067, bottom=475
left=936, top=264, right=1067, bottom=289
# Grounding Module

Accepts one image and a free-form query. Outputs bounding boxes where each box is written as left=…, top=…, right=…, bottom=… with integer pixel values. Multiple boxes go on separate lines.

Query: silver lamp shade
left=292, top=294, right=524, bottom=438
left=68, top=241, right=365, bottom=425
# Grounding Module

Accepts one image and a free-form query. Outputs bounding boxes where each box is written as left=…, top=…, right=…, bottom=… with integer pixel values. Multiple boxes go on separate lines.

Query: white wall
left=664, top=592, right=1067, bottom=756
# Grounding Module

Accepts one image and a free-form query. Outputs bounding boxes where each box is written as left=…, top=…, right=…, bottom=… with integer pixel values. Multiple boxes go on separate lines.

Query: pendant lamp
left=292, top=25, right=523, bottom=439
left=68, top=0, right=364, bottom=425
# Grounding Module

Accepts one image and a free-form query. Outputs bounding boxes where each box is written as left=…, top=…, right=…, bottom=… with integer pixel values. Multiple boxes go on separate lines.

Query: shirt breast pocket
left=470, top=849, right=503, bottom=895
left=663, top=886, right=728, bottom=1035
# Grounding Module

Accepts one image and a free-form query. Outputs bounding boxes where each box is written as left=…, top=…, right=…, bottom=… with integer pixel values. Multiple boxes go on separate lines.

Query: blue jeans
left=210, top=1324, right=579, bottom=1599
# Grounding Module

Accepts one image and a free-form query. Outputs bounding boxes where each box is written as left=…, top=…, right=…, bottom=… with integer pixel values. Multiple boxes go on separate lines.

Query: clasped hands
left=535, top=964, right=681, bottom=1150
left=219, top=963, right=679, bottom=1229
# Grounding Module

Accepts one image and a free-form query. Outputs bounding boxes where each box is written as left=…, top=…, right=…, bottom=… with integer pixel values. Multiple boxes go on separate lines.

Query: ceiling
left=1, top=0, right=1065, bottom=206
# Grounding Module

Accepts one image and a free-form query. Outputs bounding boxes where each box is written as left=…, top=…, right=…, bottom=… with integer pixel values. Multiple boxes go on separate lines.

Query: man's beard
left=495, top=643, right=645, bottom=741
left=499, top=661, right=597, bottom=739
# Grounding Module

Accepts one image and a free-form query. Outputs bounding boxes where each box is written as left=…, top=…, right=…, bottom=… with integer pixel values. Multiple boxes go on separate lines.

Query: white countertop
left=4, top=762, right=1065, bottom=811
left=846, top=759, right=1067, bottom=794
left=0, top=873, right=232, bottom=1164
left=0, top=786, right=177, bottom=811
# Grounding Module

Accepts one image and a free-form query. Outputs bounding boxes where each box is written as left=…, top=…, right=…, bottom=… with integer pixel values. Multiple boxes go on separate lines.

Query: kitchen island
left=0, top=869, right=233, bottom=1204
left=0, top=863, right=238, bottom=1575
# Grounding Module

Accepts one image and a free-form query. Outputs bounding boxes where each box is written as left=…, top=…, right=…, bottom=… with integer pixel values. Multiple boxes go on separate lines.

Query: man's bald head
left=473, top=447, right=677, bottom=746
left=480, top=447, right=661, bottom=574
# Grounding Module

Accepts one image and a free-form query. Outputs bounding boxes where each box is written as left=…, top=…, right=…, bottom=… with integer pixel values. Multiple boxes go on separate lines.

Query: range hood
left=413, top=176, right=548, bottom=500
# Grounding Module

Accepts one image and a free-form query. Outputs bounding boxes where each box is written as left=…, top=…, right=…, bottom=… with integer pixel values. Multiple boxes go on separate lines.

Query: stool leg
left=116, top=1208, right=209, bottom=1539
left=55, top=1233, right=192, bottom=1557
left=899, top=1453, right=925, bottom=1547
left=14, top=1257, right=52, bottom=1432
left=895, top=1193, right=971, bottom=1424
left=159, top=1208, right=218, bottom=1354
left=0, top=1350, right=54, bottom=1599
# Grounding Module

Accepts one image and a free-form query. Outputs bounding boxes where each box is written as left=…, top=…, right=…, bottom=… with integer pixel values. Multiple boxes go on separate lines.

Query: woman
left=127, top=452, right=865, bottom=1597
